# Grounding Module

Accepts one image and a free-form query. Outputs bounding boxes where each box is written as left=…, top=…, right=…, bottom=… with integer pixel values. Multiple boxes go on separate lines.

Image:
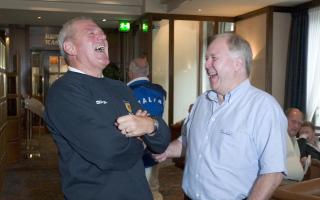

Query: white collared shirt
left=68, top=66, right=104, bottom=78
left=127, top=77, right=149, bottom=86
left=68, top=66, right=86, bottom=74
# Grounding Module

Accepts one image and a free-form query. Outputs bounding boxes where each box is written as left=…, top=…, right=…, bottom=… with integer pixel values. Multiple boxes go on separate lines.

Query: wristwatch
left=148, top=118, right=159, bottom=136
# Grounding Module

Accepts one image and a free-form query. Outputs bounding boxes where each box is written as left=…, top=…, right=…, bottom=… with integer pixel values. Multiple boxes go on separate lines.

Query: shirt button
left=212, top=117, right=215, bottom=122
left=199, top=154, right=202, bottom=158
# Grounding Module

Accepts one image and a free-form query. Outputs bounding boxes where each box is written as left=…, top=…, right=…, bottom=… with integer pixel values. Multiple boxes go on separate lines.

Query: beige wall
left=173, top=20, right=199, bottom=123
left=236, top=14, right=267, bottom=91
left=151, top=20, right=200, bottom=123
left=236, top=12, right=290, bottom=107
left=152, top=20, right=169, bottom=123
left=272, top=12, right=291, bottom=107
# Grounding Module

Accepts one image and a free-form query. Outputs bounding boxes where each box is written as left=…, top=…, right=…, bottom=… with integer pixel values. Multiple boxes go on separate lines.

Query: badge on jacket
left=123, top=100, right=133, bottom=114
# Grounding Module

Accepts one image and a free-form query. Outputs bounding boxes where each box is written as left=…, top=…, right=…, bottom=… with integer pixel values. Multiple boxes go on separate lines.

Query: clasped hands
left=116, top=110, right=155, bottom=138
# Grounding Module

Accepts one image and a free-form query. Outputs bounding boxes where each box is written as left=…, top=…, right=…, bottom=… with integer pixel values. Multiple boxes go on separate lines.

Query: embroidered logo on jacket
left=123, top=100, right=133, bottom=114
left=138, top=97, right=163, bottom=105
left=96, top=100, right=108, bottom=104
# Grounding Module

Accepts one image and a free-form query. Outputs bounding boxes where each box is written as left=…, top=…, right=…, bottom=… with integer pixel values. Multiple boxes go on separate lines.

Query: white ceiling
left=0, top=0, right=311, bottom=28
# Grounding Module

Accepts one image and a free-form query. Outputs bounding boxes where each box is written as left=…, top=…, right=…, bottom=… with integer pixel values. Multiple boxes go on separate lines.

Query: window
left=306, top=6, right=320, bottom=127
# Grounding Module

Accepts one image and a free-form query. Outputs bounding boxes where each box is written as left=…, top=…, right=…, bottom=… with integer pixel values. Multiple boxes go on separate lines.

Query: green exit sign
left=142, top=22, right=148, bottom=32
left=119, top=21, right=130, bottom=32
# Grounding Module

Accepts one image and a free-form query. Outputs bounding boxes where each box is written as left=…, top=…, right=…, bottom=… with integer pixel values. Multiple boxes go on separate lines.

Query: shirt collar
left=68, top=66, right=86, bottom=74
left=68, top=66, right=104, bottom=78
left=206, top=79, right=251, bottom=103
left=127, top=77, right=149, bottom=86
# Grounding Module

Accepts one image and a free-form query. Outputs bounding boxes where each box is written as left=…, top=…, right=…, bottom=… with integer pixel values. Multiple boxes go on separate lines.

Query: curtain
left=284, top=10, right=309, bottom=113
left=306, top=7, right=320, bottom=121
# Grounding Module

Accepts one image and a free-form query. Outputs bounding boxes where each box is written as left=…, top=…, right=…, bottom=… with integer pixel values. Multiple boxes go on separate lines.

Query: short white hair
left=128, top=58, right=149, bottom=77
left=212, top=33, right=253, bottom=76
left=58, top=16, right=95, bottom=64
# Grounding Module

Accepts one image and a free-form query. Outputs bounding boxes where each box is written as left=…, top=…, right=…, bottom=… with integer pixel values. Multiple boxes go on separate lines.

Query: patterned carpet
left=0, top=134, right=184, bottom=200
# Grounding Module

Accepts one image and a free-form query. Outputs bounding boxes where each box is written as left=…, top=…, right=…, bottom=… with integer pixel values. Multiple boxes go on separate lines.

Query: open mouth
left=94, top=45, right=105, bottom=52
left=207, top=71, right=217, bottom=79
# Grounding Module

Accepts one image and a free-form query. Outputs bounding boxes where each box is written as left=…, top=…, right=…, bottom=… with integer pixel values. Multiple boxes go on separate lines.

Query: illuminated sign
left=119, top=21, right=130, bottom=32
left=141, top=22, right=148, bottom=32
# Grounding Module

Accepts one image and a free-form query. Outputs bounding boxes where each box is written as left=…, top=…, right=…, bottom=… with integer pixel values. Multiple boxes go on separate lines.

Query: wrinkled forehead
left=288, top=111, right=304, bottom=121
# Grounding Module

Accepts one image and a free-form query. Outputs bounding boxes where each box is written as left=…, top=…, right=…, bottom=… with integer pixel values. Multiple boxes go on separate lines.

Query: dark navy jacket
left=44, top=71, right=170, bottom=200
left=128, top=78, right=167, bottom=167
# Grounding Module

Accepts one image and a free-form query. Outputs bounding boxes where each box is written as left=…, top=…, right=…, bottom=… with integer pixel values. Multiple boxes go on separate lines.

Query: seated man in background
left=298, top=121, right=320, bottom=160
left=284, top=108, right=305, bottom=183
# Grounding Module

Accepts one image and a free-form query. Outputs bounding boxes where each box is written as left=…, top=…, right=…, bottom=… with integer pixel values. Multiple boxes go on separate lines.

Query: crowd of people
left=43, top=16, right=319, bottom=200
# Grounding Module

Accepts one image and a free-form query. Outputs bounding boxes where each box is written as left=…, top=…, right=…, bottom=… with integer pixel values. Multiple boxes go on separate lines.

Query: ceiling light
left=37, top=16, right=42, bottom=20
left=197, top=8, right=202, bottom=12
left=102, top=19, right=107, bottom=22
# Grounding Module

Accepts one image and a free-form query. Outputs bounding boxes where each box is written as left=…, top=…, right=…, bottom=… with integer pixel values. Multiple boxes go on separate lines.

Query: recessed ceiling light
left=102, top=18, right=107, bottom=22
left=198, top=8, right=202, bottom=12
left=37, top=16, right=42, bottom=20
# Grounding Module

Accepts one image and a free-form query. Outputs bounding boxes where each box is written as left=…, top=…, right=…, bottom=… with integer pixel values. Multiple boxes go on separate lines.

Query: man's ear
left=234, top=56, right=245, bottom=73
left=63, top=41, right=76, bottom=56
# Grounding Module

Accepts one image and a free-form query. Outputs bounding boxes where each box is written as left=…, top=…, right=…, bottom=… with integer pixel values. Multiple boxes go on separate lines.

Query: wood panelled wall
left=0, top=32, right=8, bottom=191
left=6, top=52, right=21, bottom=164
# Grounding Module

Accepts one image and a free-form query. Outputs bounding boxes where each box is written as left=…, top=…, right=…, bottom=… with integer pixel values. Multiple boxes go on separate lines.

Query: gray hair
left=128, top=58, right=149, bottom=77
left=58, top=16, right=94, bottom=64
left=212, top=33, right=253, bottom=76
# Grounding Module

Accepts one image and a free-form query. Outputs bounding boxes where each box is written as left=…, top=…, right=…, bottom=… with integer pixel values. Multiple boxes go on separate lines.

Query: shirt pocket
left=213, top=128, right=255, bottom=169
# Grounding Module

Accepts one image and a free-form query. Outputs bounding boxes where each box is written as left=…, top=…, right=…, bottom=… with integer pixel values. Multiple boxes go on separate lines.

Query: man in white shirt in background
left=284, top=107, right=305, bottom=183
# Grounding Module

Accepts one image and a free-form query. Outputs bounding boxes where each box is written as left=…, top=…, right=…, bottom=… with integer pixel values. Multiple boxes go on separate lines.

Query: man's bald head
left=286, top=108, right=304, bottom=137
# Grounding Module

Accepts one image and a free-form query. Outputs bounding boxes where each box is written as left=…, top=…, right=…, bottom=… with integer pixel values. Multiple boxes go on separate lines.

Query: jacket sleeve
left=44, top=82, right=144, bottom=171
left=297, top=138, right=308, bottom=158
left=142, top=116, right=171, bottom=153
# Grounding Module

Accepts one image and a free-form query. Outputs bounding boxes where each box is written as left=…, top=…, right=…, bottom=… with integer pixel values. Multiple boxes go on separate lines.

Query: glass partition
left=31, top=51, right=67, bottom=101
left=31, top=52, right=42, bottom=98
left=48, top=55, right=67, bottom=86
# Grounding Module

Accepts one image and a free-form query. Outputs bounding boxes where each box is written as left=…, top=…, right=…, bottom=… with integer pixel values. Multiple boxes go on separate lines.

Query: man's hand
left=300, top=156, right=308, bottom=167
left=135, top=109, right=149, bottom=117
left=153, top=151, right=168, bottom=162
left=299, top=133, right=309, bottom=140
left=153, top=139, right=184, bottom=162
left=116, top=110, right=154, bottom=137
